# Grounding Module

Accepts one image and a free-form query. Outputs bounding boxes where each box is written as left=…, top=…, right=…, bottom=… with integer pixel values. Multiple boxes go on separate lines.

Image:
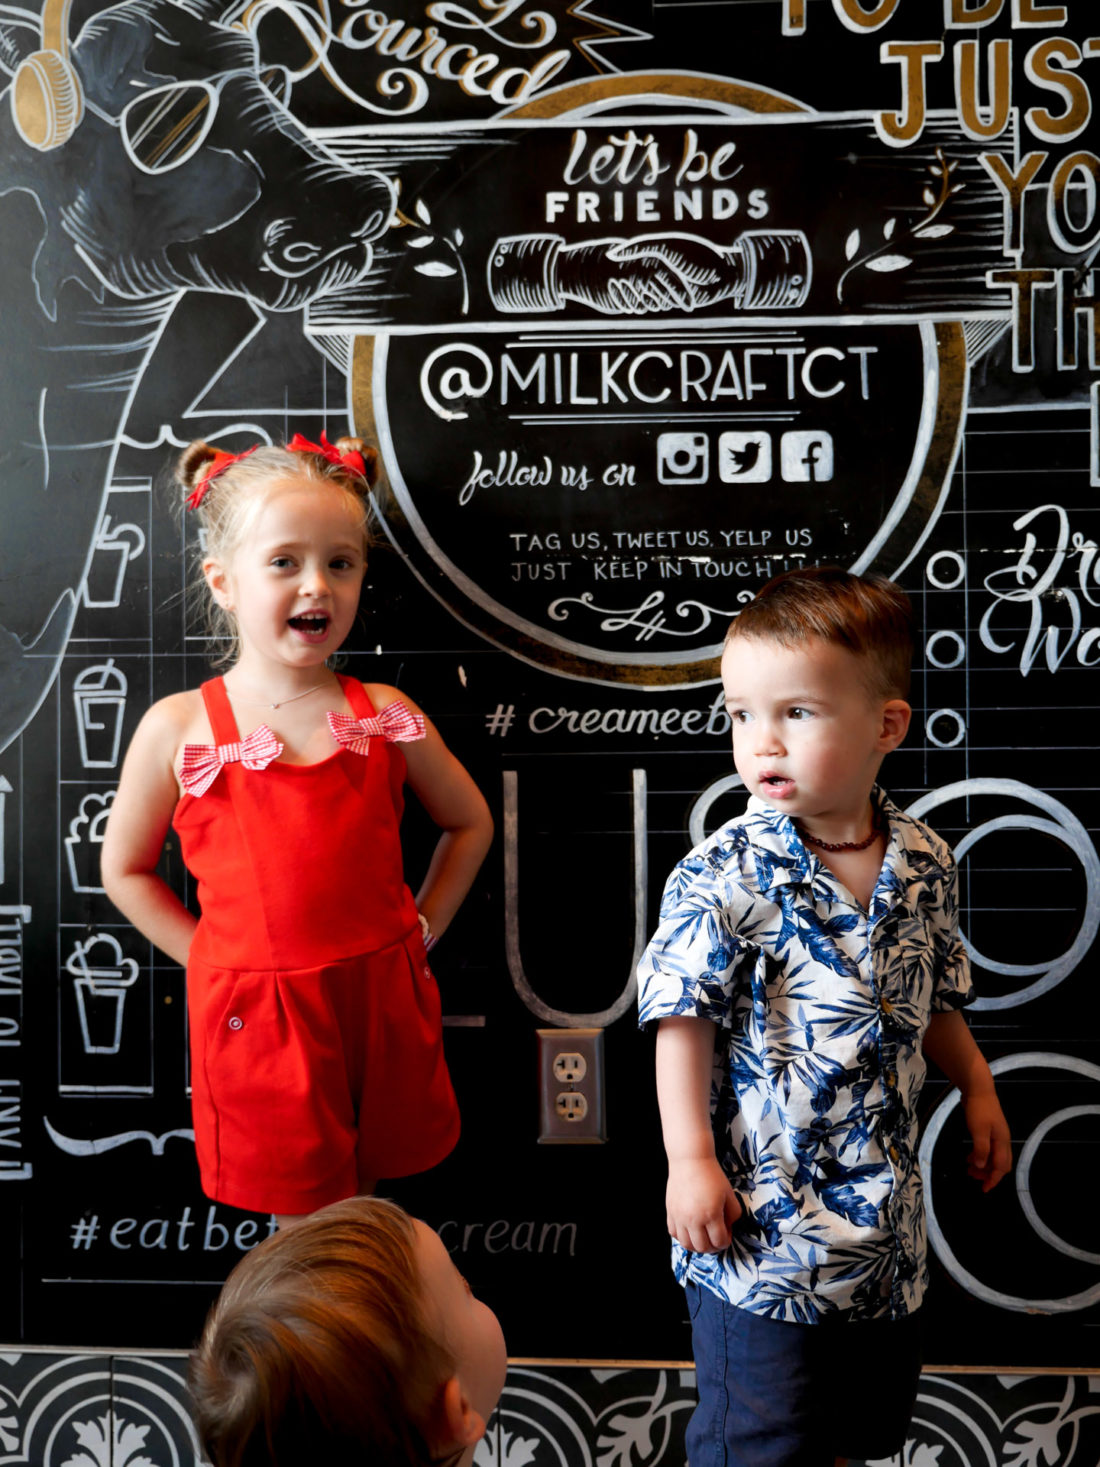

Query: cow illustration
left=0, top=0, right=396, bottom=752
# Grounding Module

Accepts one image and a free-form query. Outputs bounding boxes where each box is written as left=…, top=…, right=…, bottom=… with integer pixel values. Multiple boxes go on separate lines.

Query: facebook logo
left=780, top=431, right=833, bottom=482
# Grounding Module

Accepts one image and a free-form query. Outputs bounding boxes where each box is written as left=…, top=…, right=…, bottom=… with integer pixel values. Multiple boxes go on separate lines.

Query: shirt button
left=889, top=1143, right=901, bottom=1163
left=886, top=1071, right=897, bottom=1087
left=881, top=998, right=894, bottom=1013
left=228, top=1016, right=243, bottom=1031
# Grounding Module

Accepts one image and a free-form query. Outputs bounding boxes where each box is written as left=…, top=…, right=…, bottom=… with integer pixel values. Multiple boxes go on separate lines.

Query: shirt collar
left=744, top=786, right=919, bottom=906
left=742, top=796, right=815, bottom=894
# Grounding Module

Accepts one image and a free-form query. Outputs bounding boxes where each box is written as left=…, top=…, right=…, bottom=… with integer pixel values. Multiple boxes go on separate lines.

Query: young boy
left=637, top=567, right=1011, bottom=1467
left=189, top=1196, right=506, bottom=1467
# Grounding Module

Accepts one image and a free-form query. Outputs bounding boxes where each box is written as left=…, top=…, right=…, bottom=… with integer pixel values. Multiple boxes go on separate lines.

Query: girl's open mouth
left=288, top=612, right=330, bottom=640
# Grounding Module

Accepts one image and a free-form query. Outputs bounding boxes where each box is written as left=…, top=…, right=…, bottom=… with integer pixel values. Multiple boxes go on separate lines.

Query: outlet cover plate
left=537, top=1027, right=606, bottom=1144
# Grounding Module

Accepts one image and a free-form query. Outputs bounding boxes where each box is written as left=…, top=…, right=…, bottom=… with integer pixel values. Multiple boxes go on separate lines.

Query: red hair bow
left=186, top=444, right=260, bottom=511
left=185, top=432, right=366, bottom=513
left=287, top=431, right=367, bottom=480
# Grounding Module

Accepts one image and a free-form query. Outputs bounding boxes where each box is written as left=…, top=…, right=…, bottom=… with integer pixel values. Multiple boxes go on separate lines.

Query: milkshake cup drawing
left=83, top=515, right=146, bottom=608
left=73, top=660, right=128, bottom=768
left=66, top=933, right=139, bottom=1055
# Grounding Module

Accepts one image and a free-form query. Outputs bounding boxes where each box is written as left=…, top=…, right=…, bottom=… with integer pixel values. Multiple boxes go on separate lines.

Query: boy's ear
left=878, top=699, right=911, bottom=752
left=437, top=1376, right=486, bottom=1453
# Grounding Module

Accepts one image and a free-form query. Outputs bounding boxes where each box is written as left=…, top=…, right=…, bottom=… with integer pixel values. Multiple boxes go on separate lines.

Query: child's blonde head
left=726, top=566, right=914, bottom=701
left=176, top=436, right=379, bottom=664
left=189, top=1198, right=453, bottom=1467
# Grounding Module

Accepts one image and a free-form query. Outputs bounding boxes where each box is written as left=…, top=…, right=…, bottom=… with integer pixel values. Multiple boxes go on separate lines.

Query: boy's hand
left=923, top=1011, right=1011, bottom=1192
left=964, top=1090, right=1013, bottom=1192
left=666, top=1158, right=743, bottom=1253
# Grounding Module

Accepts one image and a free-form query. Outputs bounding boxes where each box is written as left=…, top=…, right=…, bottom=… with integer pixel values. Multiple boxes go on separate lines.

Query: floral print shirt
left=638, top=787, right=974, bottom=1323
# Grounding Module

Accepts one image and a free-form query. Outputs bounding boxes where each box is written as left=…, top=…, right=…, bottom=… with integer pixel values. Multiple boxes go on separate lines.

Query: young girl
left=189, top=1195, right=507, bottom=1467
left=101, top=433, right=493, bottom=1224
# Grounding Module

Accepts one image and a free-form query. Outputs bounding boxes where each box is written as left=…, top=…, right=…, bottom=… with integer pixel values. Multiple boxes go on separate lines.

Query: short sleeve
left=637, top=854, right=751, bottom=1029
left=931, top=851, right=975, bottom=1012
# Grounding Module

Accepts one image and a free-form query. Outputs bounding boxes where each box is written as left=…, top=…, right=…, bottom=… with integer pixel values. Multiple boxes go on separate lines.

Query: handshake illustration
left=488, top=229, right=811, bottom=315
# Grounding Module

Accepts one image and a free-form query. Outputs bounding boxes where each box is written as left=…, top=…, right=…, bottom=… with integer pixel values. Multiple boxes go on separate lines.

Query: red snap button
left=228, top=1016, right=243, bottom=1031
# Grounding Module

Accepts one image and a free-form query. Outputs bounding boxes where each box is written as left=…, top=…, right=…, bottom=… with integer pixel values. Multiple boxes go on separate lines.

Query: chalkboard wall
left=0, top=0, right=1098, bottom=1381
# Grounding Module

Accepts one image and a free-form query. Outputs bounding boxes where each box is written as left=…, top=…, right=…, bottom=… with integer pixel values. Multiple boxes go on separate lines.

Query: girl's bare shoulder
left=359, top=682, right=423, bottom=716
left=135, top=689, right=213, bottom=753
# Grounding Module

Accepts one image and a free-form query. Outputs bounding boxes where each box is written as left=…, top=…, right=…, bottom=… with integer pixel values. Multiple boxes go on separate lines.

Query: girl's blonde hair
left=189, top=1197, right=453, bottom=1467
left=176, top=436, right=379, bottom=666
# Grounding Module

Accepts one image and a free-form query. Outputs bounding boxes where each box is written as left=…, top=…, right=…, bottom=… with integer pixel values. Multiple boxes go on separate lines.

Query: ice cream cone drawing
left=66, top=933, right=139, bottom=1056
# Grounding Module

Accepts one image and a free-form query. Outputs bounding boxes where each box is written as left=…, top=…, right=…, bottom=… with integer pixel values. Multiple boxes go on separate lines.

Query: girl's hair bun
left=177, top=440, right=221, bottom=491
left=333, top=436, right=380, bottom=489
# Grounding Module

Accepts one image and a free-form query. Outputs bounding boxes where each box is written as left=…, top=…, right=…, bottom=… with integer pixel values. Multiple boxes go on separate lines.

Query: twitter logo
left=718, top=431, right=772, bottom=483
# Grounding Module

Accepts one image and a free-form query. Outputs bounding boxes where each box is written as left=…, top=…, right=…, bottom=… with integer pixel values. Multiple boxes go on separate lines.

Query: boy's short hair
left=189, top=1198, right=452, bottom=1467
left=726, top=566, right=914, bottom=700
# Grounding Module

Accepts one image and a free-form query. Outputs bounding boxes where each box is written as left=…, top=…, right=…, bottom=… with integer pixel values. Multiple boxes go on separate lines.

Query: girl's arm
left=100, top=699, right=198, bottom=968
left=924, top=1009, right=1012, bottom=1192
left=656, top=1015, right=742, bottom=1253
left=369, top=686, right=493, bottom=943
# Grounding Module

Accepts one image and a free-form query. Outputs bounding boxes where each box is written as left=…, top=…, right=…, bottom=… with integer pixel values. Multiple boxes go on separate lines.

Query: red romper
left=173, top=675, right=460, bottom=1215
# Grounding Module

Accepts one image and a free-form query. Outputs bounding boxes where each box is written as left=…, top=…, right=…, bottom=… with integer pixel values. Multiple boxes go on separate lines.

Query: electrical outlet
left=552, top=1051, right=587, bottom=1084
left=555, top=1092, right=588, bottom=1121
left=537, top=1027, right=606, bottom=1144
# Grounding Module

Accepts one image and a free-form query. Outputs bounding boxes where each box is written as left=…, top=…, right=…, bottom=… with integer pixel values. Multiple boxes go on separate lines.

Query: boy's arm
left=656, top=1016, right=743, bottom=1252
left=923, top=1010, right=1012, bottom=1192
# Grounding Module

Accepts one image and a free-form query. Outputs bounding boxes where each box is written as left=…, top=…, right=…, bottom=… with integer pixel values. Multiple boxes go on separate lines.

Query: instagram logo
left=657, top=432, right=709, bottom=484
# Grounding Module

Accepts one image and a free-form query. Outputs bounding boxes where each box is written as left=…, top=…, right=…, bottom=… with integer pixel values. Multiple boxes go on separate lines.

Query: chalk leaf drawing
left=838, top=148, right=962, bottom=301
left=392, top=186, right=470, bottom=311
left=865, top=253, right=913, bottom=273
left=61, top=1415, right=155, bottom=1467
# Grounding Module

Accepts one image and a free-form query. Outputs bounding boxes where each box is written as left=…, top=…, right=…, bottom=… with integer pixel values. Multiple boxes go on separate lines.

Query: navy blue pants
left=685, top=1283, right=923, bottom=1467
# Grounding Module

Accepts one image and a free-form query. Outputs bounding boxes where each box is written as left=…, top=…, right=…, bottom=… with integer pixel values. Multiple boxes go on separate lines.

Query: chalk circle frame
left=925, top=707, right=966, bottom=747
left=926, top=629, right=966, bottom=668
left=921, top=1052, right=1100, bottom=1313
left=1017, top=1104, right=1100, bottom=1266
left=906, top=778, right=1100, bottom=1010
left=925, top=549, right=966, bottom=589
left=356, top=70, right=969, bottom=687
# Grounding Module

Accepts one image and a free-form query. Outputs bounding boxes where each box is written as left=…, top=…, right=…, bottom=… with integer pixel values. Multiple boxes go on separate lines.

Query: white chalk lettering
left=437, top=1217, right=578, bottom=1255
left=980, top=502, right=1100, bottom=674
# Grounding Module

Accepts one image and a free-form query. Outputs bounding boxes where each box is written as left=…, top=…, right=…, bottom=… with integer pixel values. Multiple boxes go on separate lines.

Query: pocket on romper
left=198, top=969, right=282, bottom=1106
left=402, top=933, right=444, bottom=1030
